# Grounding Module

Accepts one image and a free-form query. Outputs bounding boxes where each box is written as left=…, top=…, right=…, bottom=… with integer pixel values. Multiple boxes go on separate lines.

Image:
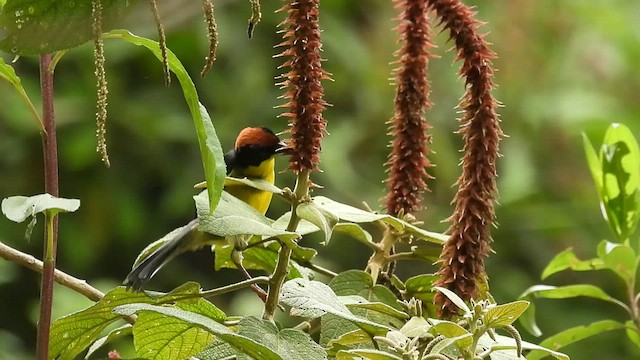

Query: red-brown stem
left=36, top=53, right=59, bottom=360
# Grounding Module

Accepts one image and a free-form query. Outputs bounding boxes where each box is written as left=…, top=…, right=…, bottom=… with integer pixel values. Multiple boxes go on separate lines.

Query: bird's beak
left=275, top=141, right=293, bottom=155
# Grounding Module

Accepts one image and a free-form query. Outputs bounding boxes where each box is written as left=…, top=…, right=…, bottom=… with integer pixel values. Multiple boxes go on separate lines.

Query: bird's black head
left=224, top=127, right=290, bottom=173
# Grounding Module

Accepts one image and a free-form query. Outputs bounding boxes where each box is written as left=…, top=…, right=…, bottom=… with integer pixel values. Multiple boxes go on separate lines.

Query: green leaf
left=430, top=321, right=473, bottom=349
left=85, top=325, right=132, bottom=359
left=296, top=202, right=339, bottom=245
left=213, top=238, right=307, bottom=280
left=311, top=196, right=447, bottom=244
left=399, top=316, right=432, bottom=338
left=624, top=320, right=640, bottom=350
left=585, top=123, right=640, bottom=241
left=49, top=283, right=207, bottom=360
left=341, top=295, right=409, bottom=320
left=541, top=247, right=604, bottom=280
left=477, top=334, right=569, bottom=360
left=2, top=193, right=79, bottom=222
left=430, top=321, right=473, bottom=354
left=0, top=0, right=134, bottom=54
left=105, top=30, right=226, bottom=214
left=195, top=191, right=296, bottom=240
left=237, top=316, right=327, bottom=360
left=517, top=301, right=542, bottom=337
left=434, top=286, right=471, bottom=315
left=113, top=304, right=281, bottom=360
left=334, top=222, right=373, bottom=246
left=404, top=274, right=439, bottom=304
left=197, top=338, right=237, bottom=360
left=326, top=329, right=373, bottom=356
left=336, top=349, right=402, bottom=360
left=272, top=212, right=320, bottom=236
left=596, top=240, right=639, bottom=284
left=133, top=308, right=215, bottom=359
left=280, top=278, right=392, bottom=336
left=484, top=300, right=529, bottom=328
left=224, top=177, right=284, bottom=195
left=582, top=132, right=603, bottom=193
left=527, top=320, right=625, bottom=360
left=519, top=284, right=623, bottom=306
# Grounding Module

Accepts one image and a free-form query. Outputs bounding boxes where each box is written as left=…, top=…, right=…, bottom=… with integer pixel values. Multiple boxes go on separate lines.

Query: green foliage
left=521, top=123, right=640, bottom=355
left=0, top=0, right=133, bottom=55
left=2, top=1, right=631, bottom=359
left=582, top=123, right=640, bottom=243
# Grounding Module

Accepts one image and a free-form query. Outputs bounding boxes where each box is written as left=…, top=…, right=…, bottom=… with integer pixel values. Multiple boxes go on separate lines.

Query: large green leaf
left=131, top=298, right=224, bottom=358
left=541, top=247, right=604, bottom=280
left=236, top=316, right=327, bottom=360
left=320, top=270, right=404, bottom=346
left=584, top=124, right=640, bottom=241
left=2, top=193, right=79, bottom=222
left=483, top=300, right=529, bottom=328
left=0, top=0, right=134, bottom=54
left=596, top=240, right=639, bottom=285
left=311, top=196, right=447, bottom=244
left=49, top=283, right=210, bottom=360
left=195, top=191, right=295, bottom=240
left=114, top=304, right=281, bottom=360
left=520, top=284, right=621, bottom=304
left=105, top=30, right=226, bottom=214
left=280, top=278, right=392, bottom=336
left=526, top=320, right=625, bottom=360
left=477, top=334, right=569, bottom=360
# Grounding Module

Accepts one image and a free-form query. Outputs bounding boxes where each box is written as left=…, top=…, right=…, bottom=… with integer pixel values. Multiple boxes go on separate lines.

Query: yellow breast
left=224, top=157, right=276, bottom=215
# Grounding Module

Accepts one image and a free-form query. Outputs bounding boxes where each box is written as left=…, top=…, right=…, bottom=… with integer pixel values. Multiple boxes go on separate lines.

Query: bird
left=123, top=127, right=291, bottom=290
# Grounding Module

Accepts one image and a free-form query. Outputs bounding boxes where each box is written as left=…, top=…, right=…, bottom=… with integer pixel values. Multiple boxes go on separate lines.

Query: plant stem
left=36, top=53, right=58, bottom=360
left=200, top=276, right=271, bottom=298
left=263, top=169, right=310, bottom=321
left=0, top=240, right=104, bottom=302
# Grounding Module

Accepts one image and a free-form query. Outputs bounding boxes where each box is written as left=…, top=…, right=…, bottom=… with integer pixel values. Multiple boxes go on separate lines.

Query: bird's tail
left=123, top=219, right=200, bottom=291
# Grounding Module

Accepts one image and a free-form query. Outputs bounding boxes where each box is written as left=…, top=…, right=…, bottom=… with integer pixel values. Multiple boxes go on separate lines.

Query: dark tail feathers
left=123, top=219, right=199, bottom=291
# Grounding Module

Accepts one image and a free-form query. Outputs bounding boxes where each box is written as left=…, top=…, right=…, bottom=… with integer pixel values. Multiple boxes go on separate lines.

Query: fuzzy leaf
left=296, top=202, right=339, bottom=245
left=236, top=316, right=327, bottom=360
left=195, top=191, right=295, bottom=240
left=312, top=196, right=447, bottom=244
left=2, top=193, right=79, bottom=222
left=280, top=278, right=392, bottom=336
left=336, top=349, right=402, bottom=360
left=478, top=334, right=569, bottom=360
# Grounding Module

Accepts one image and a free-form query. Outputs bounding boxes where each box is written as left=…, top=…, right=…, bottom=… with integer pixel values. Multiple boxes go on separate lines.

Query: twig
left=0, top=240, right=104, bottom=302
left=263, top=169, right=310, bottom=321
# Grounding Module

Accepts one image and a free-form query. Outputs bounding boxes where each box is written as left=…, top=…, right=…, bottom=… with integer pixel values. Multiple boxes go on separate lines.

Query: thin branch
left=300, top=261, right=338, bottom=278
left=0, top=240, right=104, bottom=302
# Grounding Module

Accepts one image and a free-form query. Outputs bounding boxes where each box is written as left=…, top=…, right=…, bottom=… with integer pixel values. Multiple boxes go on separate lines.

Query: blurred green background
left=1, top=0, right=640, bottom=358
